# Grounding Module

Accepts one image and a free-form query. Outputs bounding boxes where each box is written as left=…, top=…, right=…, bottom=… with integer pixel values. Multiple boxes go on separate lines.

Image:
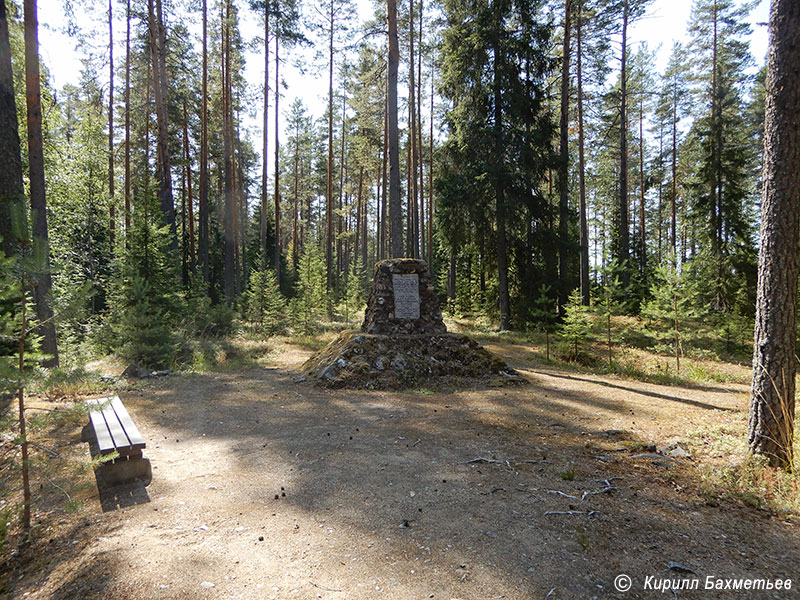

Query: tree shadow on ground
left=94, top=363, right=800, bottom=599
left=542, top=371, right=739, bottom=413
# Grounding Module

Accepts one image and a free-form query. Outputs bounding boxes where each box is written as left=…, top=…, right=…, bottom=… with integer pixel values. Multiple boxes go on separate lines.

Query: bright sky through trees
left=35, top=0, right=768, bottom=180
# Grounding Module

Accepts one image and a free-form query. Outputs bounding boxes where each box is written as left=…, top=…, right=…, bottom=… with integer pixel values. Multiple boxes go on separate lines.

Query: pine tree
left=686, top=0, right=759, bottom=313
left=292, top=239, right=326, bottom=335
left=439, top=0, right=555, bottom=330
left=244, top=268, right=287, bottom=336
left=23, top=0, right=58, bottom=367
left=530, top=284, right=558, bottom=361
left=642, top=256, right=694, bottom=373
left=561, top=288, right=592, bottom=361
left=749, top=0, right=800, bottom=470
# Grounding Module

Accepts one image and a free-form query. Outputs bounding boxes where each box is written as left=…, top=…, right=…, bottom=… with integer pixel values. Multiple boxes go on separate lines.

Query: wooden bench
left=82, top=395, right=152, bottom=485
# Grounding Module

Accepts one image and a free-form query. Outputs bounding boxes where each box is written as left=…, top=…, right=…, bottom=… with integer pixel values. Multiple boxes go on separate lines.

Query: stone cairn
left=301, top=259, right=521, bottom=388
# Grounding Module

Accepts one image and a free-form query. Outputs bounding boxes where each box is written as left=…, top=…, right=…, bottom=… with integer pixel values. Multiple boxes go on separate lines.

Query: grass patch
left=687, top=419, right=800, bottom=516
left=33, top=367, right=110, bottom=400
left=558, top=468, right=577, bottom=481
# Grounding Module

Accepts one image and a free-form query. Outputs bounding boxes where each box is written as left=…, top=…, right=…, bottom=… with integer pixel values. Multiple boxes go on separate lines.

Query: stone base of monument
left=301, top=331, right=522, bottom=389
left=300, top=258, right=524, bottom=389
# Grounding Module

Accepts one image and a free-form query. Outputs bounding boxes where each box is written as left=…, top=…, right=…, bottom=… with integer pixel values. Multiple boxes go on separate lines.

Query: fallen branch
left=544, top=510, right=599, bottom=517
left=544, top=510, right=586, bottom=516
left=310, top=581, right=342, bottom=592
left=581, top=485, right=617, bottom=501
left=547, top=490, right=579, bottom=500
left=460, top=457, right=508, bottom=466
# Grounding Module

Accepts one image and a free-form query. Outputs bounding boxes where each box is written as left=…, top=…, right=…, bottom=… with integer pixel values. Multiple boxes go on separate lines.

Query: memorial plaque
left=392, top=274, right=420, bottom=320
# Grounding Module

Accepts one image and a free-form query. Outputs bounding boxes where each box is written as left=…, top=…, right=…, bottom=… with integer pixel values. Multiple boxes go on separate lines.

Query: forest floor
left=2, top=331, right=800, bottom=599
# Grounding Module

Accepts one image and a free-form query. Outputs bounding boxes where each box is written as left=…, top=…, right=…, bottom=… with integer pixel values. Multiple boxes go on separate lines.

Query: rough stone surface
left=303, top=258, right=522, bottom=388
left=361, top=259, right=446, bottom=335
left=301, top=332, right=522, bottom=389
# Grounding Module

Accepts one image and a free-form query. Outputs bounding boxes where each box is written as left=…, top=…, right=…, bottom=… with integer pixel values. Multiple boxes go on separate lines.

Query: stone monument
left=301, top=258, right=521, bottom=388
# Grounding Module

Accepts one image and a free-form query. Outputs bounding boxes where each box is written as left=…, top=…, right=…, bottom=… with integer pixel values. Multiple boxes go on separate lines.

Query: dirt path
left=5, top=342, right=799, bottom=599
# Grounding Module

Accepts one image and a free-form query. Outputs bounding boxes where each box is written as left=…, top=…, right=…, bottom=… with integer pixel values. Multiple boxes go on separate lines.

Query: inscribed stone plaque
left=392, top=274, right=420, bottom=320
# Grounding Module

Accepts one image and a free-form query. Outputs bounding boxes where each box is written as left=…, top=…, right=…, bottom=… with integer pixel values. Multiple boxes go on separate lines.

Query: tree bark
left=222, top=0, right=235, bottom=303
left=108, top=0, right=115, bottom=249
left=749, top=0, right=800, bottom=470
left=558, top=0, right=571, bottom=312
left=387, top=0, right=402, bottom=258
left=618, top=0, right=630, bottom=286
left=326, top=0, right=335, bottom=288
left=24, top=0, right=58, bottom=367
left=428, top=50, right=434, bottom=267
left=124, top=0, right=131, bottom=245
left=639, top=98, right=646, bottom=283
left=493, top=45, right=511, bottom=330
left=274, top=34, right=281, bottom=281
left=198, top=0, right=209, bottom=282
left=408, top=0, right=419, bottom=259
left=261, top=7, right=269, bottom=271
left=147, top=0, right=176, bottom=249
left=577, top=0, right=589, bottom=305
left=0, top=0, right=24, bottom=257
left=182, top=99, right=195, bottom=275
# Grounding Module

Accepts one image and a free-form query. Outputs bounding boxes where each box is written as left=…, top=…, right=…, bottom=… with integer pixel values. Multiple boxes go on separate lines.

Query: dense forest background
left=0, top=0, right=770, bottom=371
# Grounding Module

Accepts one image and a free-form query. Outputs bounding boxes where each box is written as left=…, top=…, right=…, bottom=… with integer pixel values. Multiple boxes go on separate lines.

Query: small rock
left=122, top=363, right=145, bottom=378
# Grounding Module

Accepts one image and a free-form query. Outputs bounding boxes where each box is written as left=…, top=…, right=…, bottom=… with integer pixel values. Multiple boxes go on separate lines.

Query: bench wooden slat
left=109, top=396, right=146, bottom=449
left=87, top=399, right=116, bottom=454
left=86, top=396, right=146, bottom=454
left=103, top=402, right=132, bottom=450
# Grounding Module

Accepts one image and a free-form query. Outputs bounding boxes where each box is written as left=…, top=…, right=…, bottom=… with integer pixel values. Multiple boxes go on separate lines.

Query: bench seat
left=83, top=395, right=151, bottom=485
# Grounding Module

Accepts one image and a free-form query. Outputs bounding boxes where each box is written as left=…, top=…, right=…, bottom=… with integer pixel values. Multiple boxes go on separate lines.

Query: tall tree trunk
left=108, top=0, right=115, bottom=249
left=24, top=0, right=58, bottom=367
left=417, top=0, right=425, bottom=263
left=493, top=46, right=511, bottom=330
left=617, top=0, right=630, bottom=287
left=0, top=0, right=24, bottom=257
left=182, top=99, right=195, bottom=275
left=181, top=153, right=188, bottom=284
left=670, top=70, right=678, bottom=255
left=749, top=0, right=800, bottom=470
left=199, top=0, right=209, bottom=282
left=292, top=114, right=300, bottom=272
left=147, top=0, right=176, bottom=249
left=379, top=91, right=388, bottom=260
left=326, top=0, right=335, bottom=289
left=261, top=7, right=269, bottom=270
left=711, top=1, right=724, bottom=310
left=428, top=51, right=434, bottom=267
left=222, top=1, right=235, bottom=303
left=577, top=0, right=589, bottom=305
left=274, top=35, right=281, bottom=281
left=355, top=165, right=363, bottom=266
left=639, top=99, right=646, bottom=284
left=558, top=0, right=571, bottom=312
left=408, top=0, right=419, bottom=259
left=387, top=0, right=402, bottom=258
left=124, top=0, right=131, bottom=245
left=338, top=93, right=346, bottom=272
